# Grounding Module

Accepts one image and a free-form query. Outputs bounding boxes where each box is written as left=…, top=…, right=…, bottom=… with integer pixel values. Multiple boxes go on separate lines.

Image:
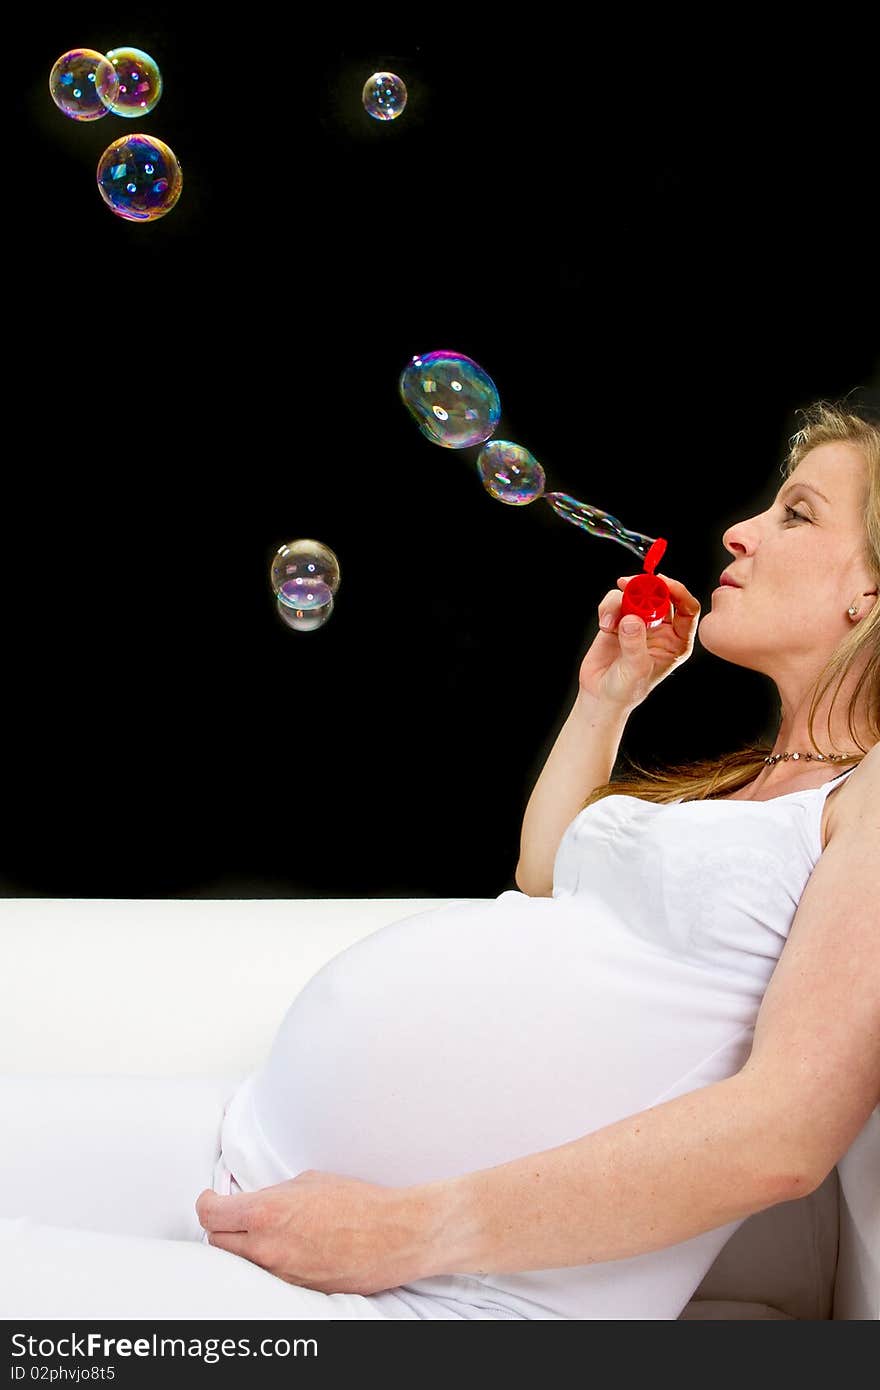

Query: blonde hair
left=579, top=399, right=880, bottom=812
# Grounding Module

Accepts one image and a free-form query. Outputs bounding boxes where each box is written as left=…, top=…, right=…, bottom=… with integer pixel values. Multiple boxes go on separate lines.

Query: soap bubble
left=543, top=491, right=660, bottom=563
left=476, top=440, right=545, bottom=504
left=399, top=351, right=501, bottom=449
left=98, top=46, right=163, bottom=116
left=270, top=539, right=341, bottom=615
left=362, top=71, right=407, bottom=121
left=96, top=134, right=182, bottom=222
left=275, top=594, right=335, bottom=632
left=49, top=49, right=119, bottom=121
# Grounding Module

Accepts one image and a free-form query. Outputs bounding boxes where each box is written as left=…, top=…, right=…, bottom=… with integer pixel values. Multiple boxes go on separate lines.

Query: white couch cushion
left=0, top=1076, right=241, bottom=1242
left=0, top=898, right=475, bottom=1075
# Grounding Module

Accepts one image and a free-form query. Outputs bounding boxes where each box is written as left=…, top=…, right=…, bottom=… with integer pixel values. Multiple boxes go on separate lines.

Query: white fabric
left=0, top=1076, right=237, bottom=1242
left=0, top=1072, right=842, bottom=1322
left=0, top=1076, right=493, bottom=1320
left=0, top=1218, right=414, bottom=1321
left=216, top=767, right=859, bottom=1320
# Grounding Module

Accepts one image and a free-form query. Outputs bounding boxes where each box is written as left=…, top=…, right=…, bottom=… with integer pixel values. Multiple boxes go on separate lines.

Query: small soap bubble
left=270, top=539, right=341, bottom=623
left=49, top=49, right=119, bottom=121
left=362, top=71, right=407, bottom=121
left=476, top=440, right=545, bottom=504
left=400, top=351, right=501, bottom=449
left=96, top=134, right=182, bottom=222
left=275, top=593, right=335, bottom=632
left=98, top=46, right=163, bottom=116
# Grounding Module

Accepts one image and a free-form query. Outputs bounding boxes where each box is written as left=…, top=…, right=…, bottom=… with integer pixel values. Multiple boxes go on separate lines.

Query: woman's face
left=697, top=442, right=870, bottom=673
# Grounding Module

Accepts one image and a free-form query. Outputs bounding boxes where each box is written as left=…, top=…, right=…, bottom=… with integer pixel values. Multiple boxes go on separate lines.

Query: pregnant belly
left=239, top=894, right=744, bottom=1189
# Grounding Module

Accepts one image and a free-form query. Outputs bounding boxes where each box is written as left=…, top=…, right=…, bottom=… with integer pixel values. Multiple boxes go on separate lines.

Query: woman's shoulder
left=826, top=745, right=879, bottom=849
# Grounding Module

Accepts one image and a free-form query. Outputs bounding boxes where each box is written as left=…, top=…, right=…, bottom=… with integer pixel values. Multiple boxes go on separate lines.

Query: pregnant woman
left=3, top=401, right=878, bottom=1320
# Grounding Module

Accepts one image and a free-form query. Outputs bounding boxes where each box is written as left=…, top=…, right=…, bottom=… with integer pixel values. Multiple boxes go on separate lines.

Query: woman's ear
left=849, top=591, right=877, bottom=620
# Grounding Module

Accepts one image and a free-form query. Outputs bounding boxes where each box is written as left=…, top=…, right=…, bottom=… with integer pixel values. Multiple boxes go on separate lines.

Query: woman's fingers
left=655, top=573, right=701, bottom=615
left=598, top=588, right=625, bottom=629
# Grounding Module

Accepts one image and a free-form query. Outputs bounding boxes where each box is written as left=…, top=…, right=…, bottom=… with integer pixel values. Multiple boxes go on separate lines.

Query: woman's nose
left=722, top=515, right=758, bottom=555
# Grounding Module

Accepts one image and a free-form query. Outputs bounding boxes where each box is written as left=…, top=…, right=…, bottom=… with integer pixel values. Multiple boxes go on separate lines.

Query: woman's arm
left=516, top=692, right=631, bottom=896
left=517, top=574, right=703, bottom=896
left=413, top=1069, right=810, bottom=1278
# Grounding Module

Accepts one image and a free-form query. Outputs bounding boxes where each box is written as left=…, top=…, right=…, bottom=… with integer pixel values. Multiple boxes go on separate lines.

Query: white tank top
left=218, top=765, right=857, bottom=1320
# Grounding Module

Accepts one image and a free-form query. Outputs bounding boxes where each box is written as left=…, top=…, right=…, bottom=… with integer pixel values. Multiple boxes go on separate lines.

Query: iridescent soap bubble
left=276, top=594, right=335, bottom=632
left=543, top=491, right=659, bottom=563
left=96, top=134, right=182, bottom=222
left=476, top=440, right=545, bottom=504
left=98, top=46, right=163, bottom=116
left=400, top=351, right=501, bottom=449
left=270, top=539, right=341, bottom=613
left=49, top=49, right=120, bottom=121
left=362, top=71, right=407, bottom=121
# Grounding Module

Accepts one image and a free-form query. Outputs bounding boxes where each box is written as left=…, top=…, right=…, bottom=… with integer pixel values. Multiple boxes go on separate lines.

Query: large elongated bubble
left=543, top=491, right=659, bottom=563
left=400, top=351, right=501, bottom=449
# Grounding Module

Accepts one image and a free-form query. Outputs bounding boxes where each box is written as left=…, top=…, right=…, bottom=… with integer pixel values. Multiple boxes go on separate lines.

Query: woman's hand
left=195, top=1170, right=436, bottom=1296
left=578, top=573, right=702, bottom=713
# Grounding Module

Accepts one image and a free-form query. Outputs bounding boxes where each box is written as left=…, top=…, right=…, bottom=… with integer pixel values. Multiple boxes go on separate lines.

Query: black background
left=5, top=9, right=879, bottom=898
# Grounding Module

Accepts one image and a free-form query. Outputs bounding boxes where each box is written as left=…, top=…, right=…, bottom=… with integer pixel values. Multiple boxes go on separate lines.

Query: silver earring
left=847, top=604, right=859, bottom=618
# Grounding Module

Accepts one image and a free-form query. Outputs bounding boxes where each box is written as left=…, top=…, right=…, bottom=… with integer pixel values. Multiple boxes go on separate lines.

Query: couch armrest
left=2, top=897, right=487, bottom=1076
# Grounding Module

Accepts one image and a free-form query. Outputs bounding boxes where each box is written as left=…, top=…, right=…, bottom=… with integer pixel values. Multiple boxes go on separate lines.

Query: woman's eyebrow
left=778, top=481, right=832, bottom=507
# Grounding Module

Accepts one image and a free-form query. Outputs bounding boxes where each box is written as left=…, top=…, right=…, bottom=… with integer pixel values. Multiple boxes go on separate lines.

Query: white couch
left=2, top=897, right=877, bottom=1320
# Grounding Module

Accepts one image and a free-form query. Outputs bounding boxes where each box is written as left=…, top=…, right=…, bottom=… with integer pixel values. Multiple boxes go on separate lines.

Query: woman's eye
left=783, top=505, right=810, bottom=523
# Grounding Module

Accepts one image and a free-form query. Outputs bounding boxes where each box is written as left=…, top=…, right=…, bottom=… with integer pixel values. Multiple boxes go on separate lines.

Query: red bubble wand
left=618, top=537, right=671, bottom=627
